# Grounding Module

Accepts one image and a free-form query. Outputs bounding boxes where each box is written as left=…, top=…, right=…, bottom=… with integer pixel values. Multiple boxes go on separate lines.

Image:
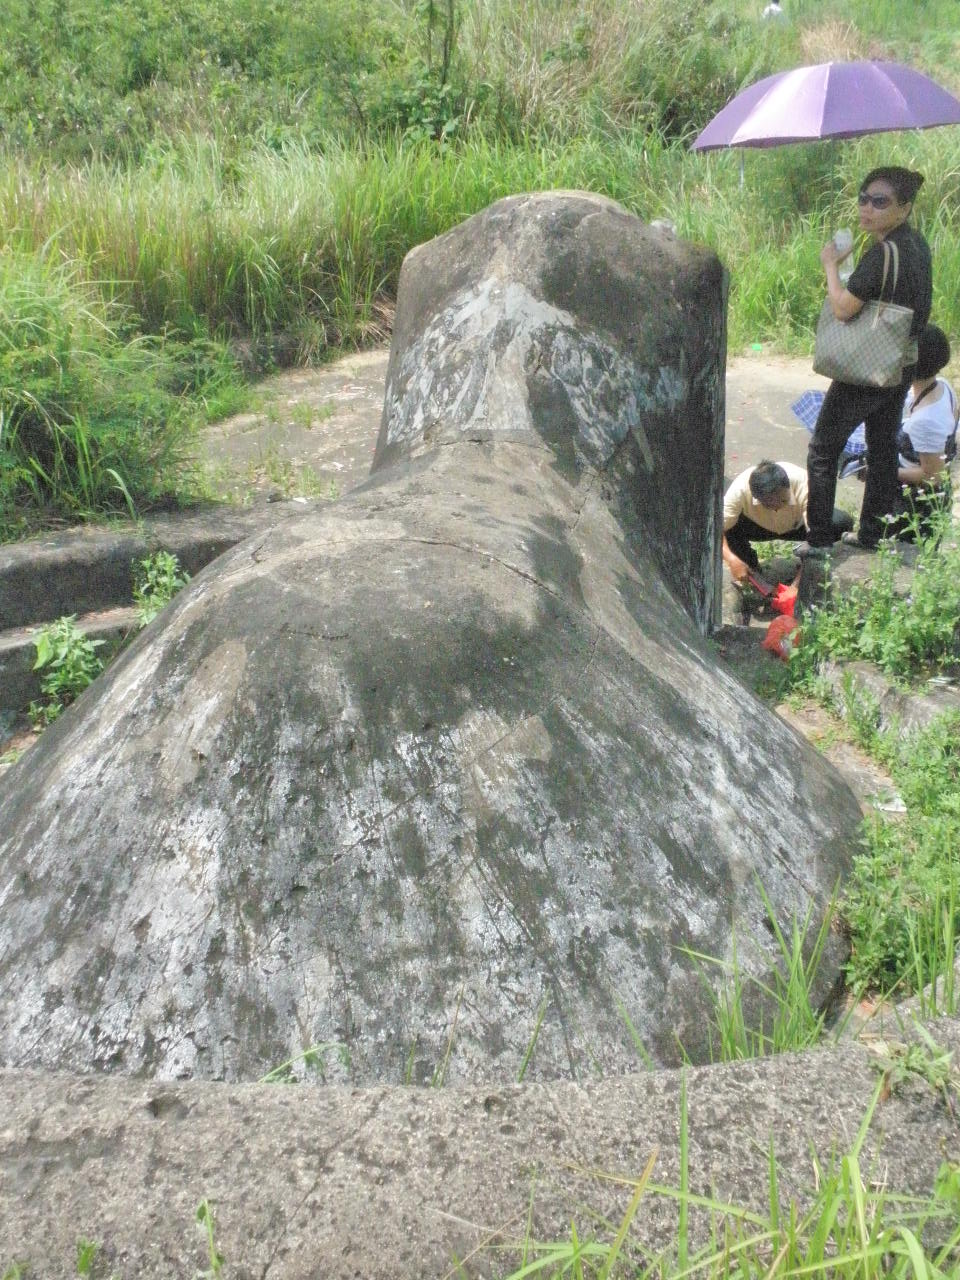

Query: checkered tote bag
left=813, top=240, right=915, bottom=388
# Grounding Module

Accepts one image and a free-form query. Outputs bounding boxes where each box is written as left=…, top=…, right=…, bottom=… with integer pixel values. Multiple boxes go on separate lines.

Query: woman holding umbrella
left=796, top=166, right=932, bottom=555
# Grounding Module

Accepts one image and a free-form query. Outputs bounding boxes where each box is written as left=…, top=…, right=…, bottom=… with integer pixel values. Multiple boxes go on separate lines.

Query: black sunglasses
left=858, top=191, right=894, bottom=209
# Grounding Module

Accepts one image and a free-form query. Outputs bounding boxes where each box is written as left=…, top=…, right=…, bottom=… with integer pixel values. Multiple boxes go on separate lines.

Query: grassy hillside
left=4, top=0, right=959, bottom=160
left=2, top=0, right=960, bottom=532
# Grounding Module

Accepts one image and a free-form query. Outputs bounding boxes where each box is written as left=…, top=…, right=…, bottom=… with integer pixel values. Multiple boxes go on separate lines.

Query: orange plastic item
left=761, top=615, right=800, bottom=661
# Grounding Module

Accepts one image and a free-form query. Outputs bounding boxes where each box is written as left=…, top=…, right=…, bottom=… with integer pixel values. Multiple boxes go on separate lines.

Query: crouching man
left=722, top=459, right=852, bottom=584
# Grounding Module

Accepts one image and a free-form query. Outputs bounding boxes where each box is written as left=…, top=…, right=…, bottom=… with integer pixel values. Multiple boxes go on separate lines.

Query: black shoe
left=793, top=540, right=834, bottom=559
left=840, top=531, right=878, bottom=551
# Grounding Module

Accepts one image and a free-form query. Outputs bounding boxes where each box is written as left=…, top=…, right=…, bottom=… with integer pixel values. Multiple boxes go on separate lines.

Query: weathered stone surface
left=1, top=1017, right=957, bottom=1279
left=375, top=192, right=727, bottom=631
left=0, top=192, right=861, bottom=1085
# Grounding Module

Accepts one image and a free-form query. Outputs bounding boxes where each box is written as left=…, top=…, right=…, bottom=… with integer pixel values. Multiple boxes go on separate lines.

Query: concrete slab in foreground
left=1, top=1016, right=957, bottom=1280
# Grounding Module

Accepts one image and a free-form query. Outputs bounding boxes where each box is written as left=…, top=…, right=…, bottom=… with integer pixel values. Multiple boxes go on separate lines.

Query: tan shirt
left=723, top=463, right=808, bottom=535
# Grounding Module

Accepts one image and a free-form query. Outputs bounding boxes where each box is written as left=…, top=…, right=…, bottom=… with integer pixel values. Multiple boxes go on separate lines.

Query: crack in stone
left=389, top=535, right=570, bottom=605
left=568, top=466, right=600, bottom=535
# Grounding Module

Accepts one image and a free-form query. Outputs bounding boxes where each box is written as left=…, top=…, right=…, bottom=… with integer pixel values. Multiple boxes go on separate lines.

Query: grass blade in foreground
left=486, top=1078, right=960, bottom=1278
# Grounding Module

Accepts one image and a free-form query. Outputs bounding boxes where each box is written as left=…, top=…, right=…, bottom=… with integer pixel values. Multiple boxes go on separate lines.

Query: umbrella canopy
left=692, top=60, right=960, bottom=150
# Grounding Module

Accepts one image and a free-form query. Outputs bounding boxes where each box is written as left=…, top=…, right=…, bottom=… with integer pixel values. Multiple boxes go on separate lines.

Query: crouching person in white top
left=894, top=323, right=958, bottom=539
left=722, top=459, right=852, bottom=584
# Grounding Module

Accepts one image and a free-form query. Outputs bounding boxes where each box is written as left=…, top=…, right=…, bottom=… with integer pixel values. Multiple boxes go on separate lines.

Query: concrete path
left=198, top=348, right=390, bottom=503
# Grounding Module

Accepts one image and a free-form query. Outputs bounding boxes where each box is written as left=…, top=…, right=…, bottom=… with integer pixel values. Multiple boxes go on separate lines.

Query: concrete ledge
left=0, top=501, right=311, bottom=630
left=1, top=1017, right=957, bottom=1280
left=823, top=659, right=960, bottom=735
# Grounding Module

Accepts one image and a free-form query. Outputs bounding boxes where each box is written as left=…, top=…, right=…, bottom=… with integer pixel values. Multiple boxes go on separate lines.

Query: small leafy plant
left=133, top=550, right=190, bottom=627
left=791, top=508, right=960, bottom=687
left=195, top=1200, right=223, bottom=1279
left=75, top=1238, right=99, bottom=1277
left=29, top=616, right=105, bottom=727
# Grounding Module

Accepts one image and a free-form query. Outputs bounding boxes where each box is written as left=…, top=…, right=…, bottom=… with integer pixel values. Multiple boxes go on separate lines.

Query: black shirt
left=847, top=221, right=932, bottom=336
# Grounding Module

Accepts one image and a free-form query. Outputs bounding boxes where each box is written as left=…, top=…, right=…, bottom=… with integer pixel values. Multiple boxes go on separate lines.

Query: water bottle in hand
left=834, top=228, right=854, bottom=283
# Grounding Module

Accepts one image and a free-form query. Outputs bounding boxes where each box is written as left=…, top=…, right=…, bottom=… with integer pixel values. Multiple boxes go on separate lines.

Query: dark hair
left=860, top=166, right=925, bottom=205
left=915, top=323, right=951, bottom=380
left=749, top=460, right=789, bottom=499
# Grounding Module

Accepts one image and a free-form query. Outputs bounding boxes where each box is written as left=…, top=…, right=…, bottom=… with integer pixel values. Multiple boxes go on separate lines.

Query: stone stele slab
left=0, top=192, right=862, bottom=1086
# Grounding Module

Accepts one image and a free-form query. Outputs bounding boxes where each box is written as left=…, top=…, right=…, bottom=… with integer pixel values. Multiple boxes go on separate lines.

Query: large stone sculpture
left=0, top=193, right=861, bottom=1084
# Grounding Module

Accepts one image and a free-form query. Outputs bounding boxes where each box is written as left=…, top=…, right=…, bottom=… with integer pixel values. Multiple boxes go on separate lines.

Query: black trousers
left=806, top=371, right=913, bottom=547
left=726, top=510, right=853, bottom=568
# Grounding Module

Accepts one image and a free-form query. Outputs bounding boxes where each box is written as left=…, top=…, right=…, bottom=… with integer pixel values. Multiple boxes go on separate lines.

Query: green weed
left=517, top=997, right=549, bottom=1083
left=432, top=984, right=465, bottom=1087
left=838, top=712, right=960, bottom=996
left=907, top=888, right=958, bottom=1018
left=194, top=1200, right=223, bottom=1279
left=258, top=1042, right=352, bottom=1084
left=255, top=450, right=337, bottom=501
left=679, top=885, right=843, bottom=1062
left=133, top=550, right=190, bottom=627
left=288, top=400, right=325, bottom=430
left=791, top=511, right=960, bottom=687
left=871, top=1023, right=960, bottom=1114
left=614, top=998, right=654, bottom=1069
left=29, top=615, right=105, bottom=727
left=74, top=1239, right=99, bottom=1277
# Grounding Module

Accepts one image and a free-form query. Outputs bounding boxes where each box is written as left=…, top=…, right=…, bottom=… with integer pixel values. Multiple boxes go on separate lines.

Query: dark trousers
left=806, top=371, right=912, bottom=547
left=726, top=510, right=852, bottom=568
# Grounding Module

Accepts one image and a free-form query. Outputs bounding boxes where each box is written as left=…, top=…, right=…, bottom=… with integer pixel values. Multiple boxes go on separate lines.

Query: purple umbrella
left=692, top=60, right=960, bottom=150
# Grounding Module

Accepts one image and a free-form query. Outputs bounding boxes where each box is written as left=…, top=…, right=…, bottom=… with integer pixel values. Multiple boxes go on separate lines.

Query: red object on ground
left=761, top=615, right=800, bottom=661
left=770, top=583, right=798, bottom=616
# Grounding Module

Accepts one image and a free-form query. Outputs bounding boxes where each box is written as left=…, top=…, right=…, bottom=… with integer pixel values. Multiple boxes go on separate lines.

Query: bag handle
left=868, top=239, right=900, bottom=330
left=878, top=239, right=899, bottom=304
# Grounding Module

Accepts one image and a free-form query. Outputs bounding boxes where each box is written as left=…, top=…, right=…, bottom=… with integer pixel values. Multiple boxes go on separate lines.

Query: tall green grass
left=680, top=886, right=842, bottom=1062
left=0, top=238, right=243, bottom=536
left=4, top=126, right=960, bottom=354
left=489, top=1081, right=960, bottom=1279
left=4, top=125, right=959, bottom=531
